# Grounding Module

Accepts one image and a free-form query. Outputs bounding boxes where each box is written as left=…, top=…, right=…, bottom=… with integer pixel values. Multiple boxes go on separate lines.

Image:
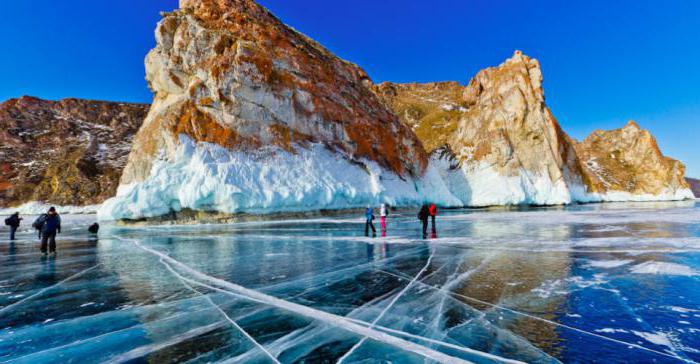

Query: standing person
left=429, top=203, right=438, bottom=234
left=418, top=204, right=430, bottom=238
left=379, top=203, right=389, bottom=232
left=364, top=206, right=376, bottom=237
left=34, top=207, right=61, bottom=255
left=5, top=212, right=22, bottom=240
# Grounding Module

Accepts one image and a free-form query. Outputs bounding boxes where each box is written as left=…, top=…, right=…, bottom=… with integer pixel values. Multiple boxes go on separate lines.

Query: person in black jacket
left=418, top=204, right=430, bottom=238
left=34, top=207, right=61, bottom=255
left=5, top=212, right=22, bottom=240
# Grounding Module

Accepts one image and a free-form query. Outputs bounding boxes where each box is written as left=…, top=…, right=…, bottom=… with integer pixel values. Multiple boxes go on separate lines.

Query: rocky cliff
left=374, top=51, right=693, bottom=205
left=99, top=0, right=454, bottom=220
left=0, top=96, right=148, bottom=208
left=574, top=121, right=692, bottom=201
left=375, top=51, right=586, bottom=206
left=687, top=178, right=700, bottom=198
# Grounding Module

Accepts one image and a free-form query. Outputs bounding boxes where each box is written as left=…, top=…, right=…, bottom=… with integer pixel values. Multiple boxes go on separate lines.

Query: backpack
left=32, top=214, right=47, bottom=230
left=4, top=217, right=10, bottom=226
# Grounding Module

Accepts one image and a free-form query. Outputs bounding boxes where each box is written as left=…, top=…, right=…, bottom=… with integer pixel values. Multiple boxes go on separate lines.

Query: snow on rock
left=0, top=201, right=100, bottom=215
left=98, top=136, right=461, bottom=220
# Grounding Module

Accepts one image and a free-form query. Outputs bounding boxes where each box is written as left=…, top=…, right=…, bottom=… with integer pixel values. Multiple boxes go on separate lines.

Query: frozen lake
left=1, top=201, right=699, bottom=363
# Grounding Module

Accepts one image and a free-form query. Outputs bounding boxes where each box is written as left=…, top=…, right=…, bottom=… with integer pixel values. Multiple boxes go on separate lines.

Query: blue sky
left=1, top=0, right=698, bottom=176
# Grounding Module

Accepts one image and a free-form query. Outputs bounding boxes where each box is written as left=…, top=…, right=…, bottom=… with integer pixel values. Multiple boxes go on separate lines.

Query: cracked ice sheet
left=0, top=201, right=699, bottom=363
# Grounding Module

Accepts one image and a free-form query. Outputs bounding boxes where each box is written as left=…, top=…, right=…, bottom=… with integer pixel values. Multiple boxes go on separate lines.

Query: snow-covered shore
left=95, top=136, right=694, bottom=221
left=0, top=201, right=100, bottom=216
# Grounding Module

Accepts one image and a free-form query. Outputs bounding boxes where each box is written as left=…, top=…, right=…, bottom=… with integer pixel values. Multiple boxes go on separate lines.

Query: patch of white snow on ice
left=629, top=262, right=697, bottom=276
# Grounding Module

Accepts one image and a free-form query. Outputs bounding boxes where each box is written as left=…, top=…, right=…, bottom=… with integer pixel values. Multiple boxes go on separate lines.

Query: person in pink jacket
left=379, top=203, right=389, bottom=232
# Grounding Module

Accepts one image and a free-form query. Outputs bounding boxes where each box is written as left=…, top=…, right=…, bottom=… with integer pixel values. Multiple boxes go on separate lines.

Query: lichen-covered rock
left=101, top=0, right=444, bottom=220
left=0, top=96, right=148, bottom=207
left=575, top=121, right=693, bottom=201
left=376, top=51, right=586, bottom=206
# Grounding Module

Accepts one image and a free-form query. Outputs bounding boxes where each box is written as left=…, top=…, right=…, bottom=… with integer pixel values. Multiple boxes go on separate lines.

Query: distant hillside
left=687, top=178, right=700, bottom=198
left=0, top=96, right=148, bottom=207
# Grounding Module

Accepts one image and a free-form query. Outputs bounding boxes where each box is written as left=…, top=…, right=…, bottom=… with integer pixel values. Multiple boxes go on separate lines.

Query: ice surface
left=1, top=202, right=699, bottom=362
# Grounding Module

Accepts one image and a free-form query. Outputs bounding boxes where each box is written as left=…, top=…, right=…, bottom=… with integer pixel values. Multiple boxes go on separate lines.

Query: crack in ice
left=0, top=264, right=100, bottom=316
left=160, top=258, right=281, bottom=364
left=337, top=247, right=436, bottom=363
left=118, top=236, right=514, bottom=364
left=377, top=265, right=697, bottom=363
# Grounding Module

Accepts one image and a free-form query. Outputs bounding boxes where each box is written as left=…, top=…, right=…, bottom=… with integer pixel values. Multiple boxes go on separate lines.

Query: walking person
left=4, top=212, right=22, bottom=240
left=429, top=203, right=438, bottom=234
left=418, top=204, right=430, bottom=239
left=364, top=206, right=376, bottom=237
left=34, top=207, right=61, bottom=255
left=379, top=203, right=389, bottom=232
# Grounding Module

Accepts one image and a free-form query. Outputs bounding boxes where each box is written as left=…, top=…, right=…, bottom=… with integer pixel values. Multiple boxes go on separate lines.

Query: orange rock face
left=120, top=0, right=426, bottom=186
left=0, top=96, right=148, bottom=206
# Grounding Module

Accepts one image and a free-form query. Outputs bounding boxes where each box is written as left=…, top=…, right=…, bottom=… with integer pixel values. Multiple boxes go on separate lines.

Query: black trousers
left=41, top=232, right=57, bottom=253
left=10, top=226, right=17, bottom=240
left=431, top=215, right=436, bottom=232
left=421, top=219, right=428, bottom=237
left=365, top=219, right=376, bottom=236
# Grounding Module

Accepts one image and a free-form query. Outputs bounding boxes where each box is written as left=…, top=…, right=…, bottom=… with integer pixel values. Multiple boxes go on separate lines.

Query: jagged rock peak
left=374, top=51, right=585, bottom=206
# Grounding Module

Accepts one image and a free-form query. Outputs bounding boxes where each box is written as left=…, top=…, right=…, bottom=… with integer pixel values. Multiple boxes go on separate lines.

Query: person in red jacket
left=429, top=203, right=438, bottom=234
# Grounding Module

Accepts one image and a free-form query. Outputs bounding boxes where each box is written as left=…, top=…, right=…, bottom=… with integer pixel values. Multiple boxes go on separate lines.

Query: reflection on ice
left=0, top=202, right=699, bottom=363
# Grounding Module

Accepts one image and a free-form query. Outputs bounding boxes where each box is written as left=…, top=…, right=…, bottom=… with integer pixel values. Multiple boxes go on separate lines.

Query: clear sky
left=1, top=0, right=698, bottom=176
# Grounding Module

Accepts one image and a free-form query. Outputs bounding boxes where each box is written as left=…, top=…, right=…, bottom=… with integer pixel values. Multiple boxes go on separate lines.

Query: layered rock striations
left=99, top=0, right=457, bottom=220
left=0, top=96, right=148, bottom=208
left=375, top=51, right=587, bottom=206
left=574, top=121, right=693, bottom=201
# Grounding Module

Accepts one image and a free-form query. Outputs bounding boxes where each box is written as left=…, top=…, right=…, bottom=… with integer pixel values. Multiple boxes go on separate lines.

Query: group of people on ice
left=4, top=207, right=62, bottom=255
left=364, top=202, right=438, bottom=239
left=4, top=207, right=100, bottom=256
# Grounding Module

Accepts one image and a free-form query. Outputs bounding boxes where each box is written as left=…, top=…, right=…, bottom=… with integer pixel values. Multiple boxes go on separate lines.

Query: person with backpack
left=418, top=204, right=430, bottom=238
left=379, top=203, right=389, bottom=232
left=364, top=206, right=376, bottom=237
left=33, top=207, right=61, bottom=255
left=429, top=203, right=438, bottom=234
left=4, top=212, right=22, bottom=240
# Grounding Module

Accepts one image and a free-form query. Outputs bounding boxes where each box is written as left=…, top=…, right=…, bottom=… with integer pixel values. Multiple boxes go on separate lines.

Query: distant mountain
left=687, top=178, right=700, bottom=198
left=0, top=96, right=148, bottom=207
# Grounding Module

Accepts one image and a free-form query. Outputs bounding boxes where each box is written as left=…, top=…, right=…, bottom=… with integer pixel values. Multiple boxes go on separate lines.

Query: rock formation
left=574, top=121, right=693, bottom=201
left=375, top=51, right=693, bottom=205
left=99, top=0, right=456, bottom=220
left=687, top=178, right=700, bottom=198
left=4, top=1, right=691, bottom=218
left=0, top=96, right=148, bottom=208
left=375, top=51, right=586, bottom=206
